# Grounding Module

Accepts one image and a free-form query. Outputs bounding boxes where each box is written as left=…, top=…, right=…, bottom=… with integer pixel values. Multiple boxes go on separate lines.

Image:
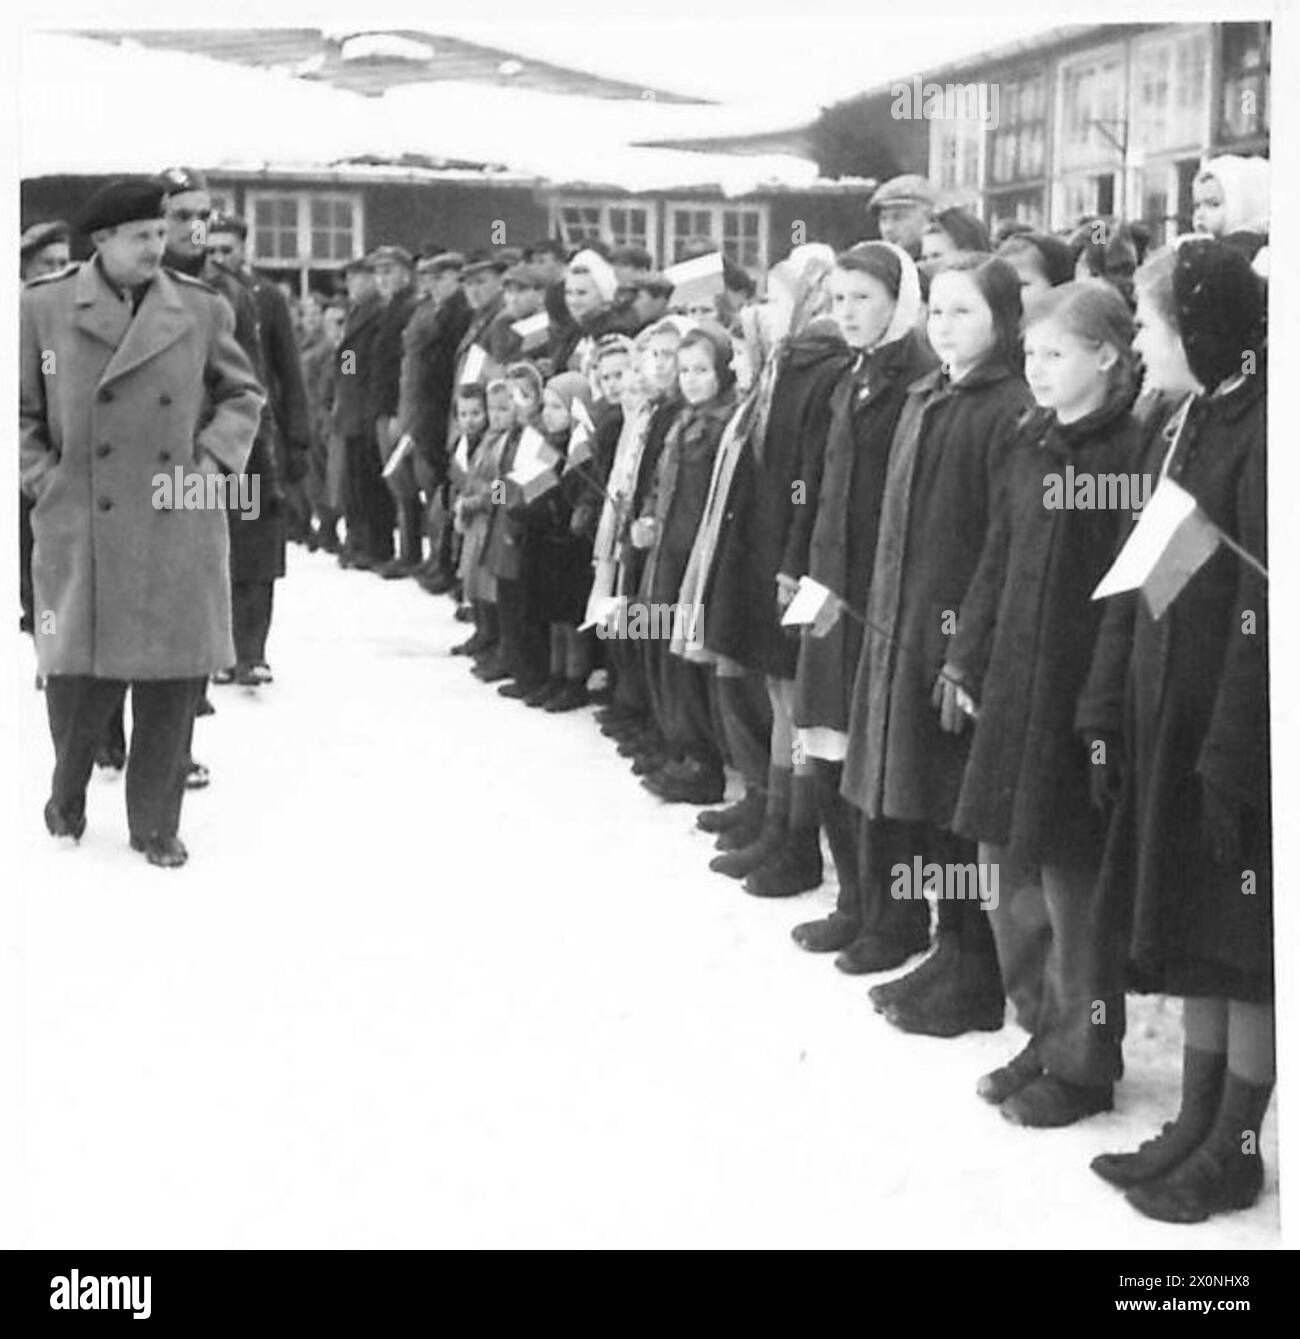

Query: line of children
left=425, top=228, right=1272, bottom=1226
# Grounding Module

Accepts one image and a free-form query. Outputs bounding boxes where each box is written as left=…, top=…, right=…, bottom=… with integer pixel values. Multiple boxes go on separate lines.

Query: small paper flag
left=781, top=576, right=835, bottom=628
left=664, top=251, right=725, bottom=306
left=1092, top=478, right=1222, bottom=620
left=459, top=343, right=488, bottom=385
left=512, top=311, right=550, bottom=352
left=380, top=433, right=415, bottom=480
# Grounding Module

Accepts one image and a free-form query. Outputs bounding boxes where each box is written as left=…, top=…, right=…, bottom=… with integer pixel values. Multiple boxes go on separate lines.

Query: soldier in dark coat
left=368, top=245, right=423, bottom=577
left=401, top=252, right=471, bottom=593
left=331, top=256, right=385, bottom=568
left=21, top=178, right=263, bottom=867
left=840, top=253, right=1033, bottom=1037
left=1085, top=240, right=1273, bottom=1225
left=205, top=213, right=312, bottom=679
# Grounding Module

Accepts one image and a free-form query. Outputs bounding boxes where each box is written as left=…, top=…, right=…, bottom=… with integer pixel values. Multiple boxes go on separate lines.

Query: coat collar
left=76, top=261, right=190, bottom=388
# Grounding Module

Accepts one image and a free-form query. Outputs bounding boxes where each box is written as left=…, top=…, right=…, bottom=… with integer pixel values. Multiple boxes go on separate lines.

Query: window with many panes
left=1130, top=27, right=1210, bottom=158
left=551, top=200, right=660, bottom=262
left=247, top=191, right=361, bottom=269
left=666, top=203, right=767, bottom=272
left=930, top=117, right=983, bottom=199
left=1218, top=22, right=1270, bottom=144
left=1053, top=45, right=1128, bottom=227
left=989, top=72, right=1047, bottom=186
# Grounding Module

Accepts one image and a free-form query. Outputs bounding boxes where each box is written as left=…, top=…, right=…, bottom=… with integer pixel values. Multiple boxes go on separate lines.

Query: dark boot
left=835, top=816, right=932, bottom=973
left=544, top=679, right=590, bottom=713
left=524, top=676, right=565, bottom=708
left=977, top=1039, right=1043, bottom=1104
left=698, top=787, right=763, bottom=835
left=868, top=932, right=951, bottom=1014
left=744, top=772, right=824, bottom=898
left=884, top=900, right=1005, bottom=1038
left=1092, top=1048, right=1228, bottom=1188
left=1000, top=1073, right=1113, bottom=1127
left=791, top=766, right=857, bottom=947
left=1124, top=1073, right=1272, bottom=1223
left=710, top=766, right=790, bottom=879
left=642, top=756, right=725, bottom=804
left=714, top=789, right=767, bottom=851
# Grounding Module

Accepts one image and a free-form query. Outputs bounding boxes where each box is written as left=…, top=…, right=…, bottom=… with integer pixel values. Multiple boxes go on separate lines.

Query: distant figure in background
left=867, top=174, right=936, bottom=259
left=333, top=255, right=384, bottom=569
left=921, top=206, right=990, bottom=262
left=302, top=298, right=347, bottom=552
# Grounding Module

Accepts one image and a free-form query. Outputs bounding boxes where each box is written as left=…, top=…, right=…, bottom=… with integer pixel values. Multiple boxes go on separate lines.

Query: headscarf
left=544, top=370, right=594, bottom=417
left=679, top=320, right=737, bottom=396
left=1197, top=155, right=1270, bottom=236
left=837, top=239, right=923, bottom=347
left=569, top=249, right=618, bottom=303
left=1171, top=236, right=1265, bottom=394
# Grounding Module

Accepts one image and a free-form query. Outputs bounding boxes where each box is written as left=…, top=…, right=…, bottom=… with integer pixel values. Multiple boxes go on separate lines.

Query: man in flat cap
left=400, top=250, right=471, bottom=593
left=868, top=173, right=937, bottom=259
left=206, top=211, right=311, bottom=671
left=368, top=244, right=422, bottom=577
left=20, top=178, right=264, bottom=867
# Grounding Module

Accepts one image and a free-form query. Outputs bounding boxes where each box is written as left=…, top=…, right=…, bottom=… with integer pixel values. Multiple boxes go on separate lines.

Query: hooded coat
left=1078, top=377, right=1271, bottom=1000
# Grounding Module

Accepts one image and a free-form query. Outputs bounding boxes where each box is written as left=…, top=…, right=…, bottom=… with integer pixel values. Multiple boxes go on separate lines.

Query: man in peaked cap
left=20, top=177, right=265, bottom=867
left=868, top=173, right=937, bottom=259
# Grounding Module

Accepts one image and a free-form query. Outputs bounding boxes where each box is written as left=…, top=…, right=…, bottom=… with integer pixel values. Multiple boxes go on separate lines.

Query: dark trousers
left=45, top=675, right=205, bottom=840
left=859, top=815, right=946, bottom=946
left=610, top=632, right=649, bottom=715
left=981, top=842, right=1126, bottom=1086
left=496, top=578, right=547, bottom=685
left=344, top=431, right=394, bottom=561
left=648, top=642, right=721, bottom=768
left=232, top=579, right=275, bottom=666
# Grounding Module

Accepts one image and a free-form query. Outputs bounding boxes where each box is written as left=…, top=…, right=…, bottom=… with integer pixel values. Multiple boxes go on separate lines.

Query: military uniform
left=20, top=252, right=263, bottom=849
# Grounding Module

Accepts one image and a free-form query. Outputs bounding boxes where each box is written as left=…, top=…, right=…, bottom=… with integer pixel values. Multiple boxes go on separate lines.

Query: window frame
left=245, top=189, right=365, bottom=273
left=663, top=200, right=768, bottom=273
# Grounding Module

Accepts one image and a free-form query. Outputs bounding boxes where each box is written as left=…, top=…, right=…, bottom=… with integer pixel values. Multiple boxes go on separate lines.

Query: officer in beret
left=20, top=178, right=265, bottom=867
left=868, top=173, right=937, bottom=259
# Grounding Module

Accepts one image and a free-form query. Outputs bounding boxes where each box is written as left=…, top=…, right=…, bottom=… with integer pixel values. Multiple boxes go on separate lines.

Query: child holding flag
left=453, top=381, right=511, bottom=662
left=1083, top=238, right=1272, bottom=1223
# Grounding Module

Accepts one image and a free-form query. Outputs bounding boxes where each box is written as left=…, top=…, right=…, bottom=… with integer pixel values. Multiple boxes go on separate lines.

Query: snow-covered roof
left=20, top=30, right=824, bottom=195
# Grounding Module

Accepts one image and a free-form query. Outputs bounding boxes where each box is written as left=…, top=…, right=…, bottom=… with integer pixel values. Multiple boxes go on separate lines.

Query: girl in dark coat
left=1084, top=239, right=1272, bottom=1224
left=486, top=363, right=549, bottom=698
left=942, top=281, right=1143, bottom=1126
left=840, top=253, right=1034, bottom=1037
left=633, top=324, right=737, bottom=804
left=520, top=372, right=599, bottom=712
left=698, top=247, right=853, bottom=877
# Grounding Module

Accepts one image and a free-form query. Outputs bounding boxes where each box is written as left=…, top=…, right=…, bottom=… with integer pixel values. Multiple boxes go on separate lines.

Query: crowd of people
left=20, top=153, right=1272, bottom=1227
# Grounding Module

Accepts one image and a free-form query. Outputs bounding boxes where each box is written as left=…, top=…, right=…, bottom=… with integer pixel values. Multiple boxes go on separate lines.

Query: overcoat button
left=159, top=450, right=171, bottom=462
left=97, top=497, right=112, bottom=512
left=98, top=388, right=113, bottom=403
left=96, top=443, right=111, bottom=458
left=159, top=393, right=172, bottom=406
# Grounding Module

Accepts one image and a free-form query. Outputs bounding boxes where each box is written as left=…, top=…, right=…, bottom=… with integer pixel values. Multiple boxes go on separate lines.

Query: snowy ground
left=7, top=545, right=1281, bottom=1249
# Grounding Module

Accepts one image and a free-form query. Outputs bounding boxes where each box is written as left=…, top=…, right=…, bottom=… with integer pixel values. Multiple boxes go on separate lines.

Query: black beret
left=20, top=219, right=70, bottom=259
left=75, top=178, right=167, bottom=235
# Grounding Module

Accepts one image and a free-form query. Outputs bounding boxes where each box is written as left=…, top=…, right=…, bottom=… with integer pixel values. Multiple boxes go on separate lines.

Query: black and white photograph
left=3, top=0, right=1295, bottom=1275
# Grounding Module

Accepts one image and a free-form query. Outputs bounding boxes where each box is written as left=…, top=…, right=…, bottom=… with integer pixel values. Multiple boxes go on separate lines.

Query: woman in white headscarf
left=1192, top=155, right=1270, bottom=275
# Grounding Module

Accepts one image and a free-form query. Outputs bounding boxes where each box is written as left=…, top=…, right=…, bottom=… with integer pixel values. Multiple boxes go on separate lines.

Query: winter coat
left=703, top=330, right=855, bottom=678
left=483, top=423, right=530, bottom=583
left=20, top=260, right=264, bottom=679
left=454, top=294, right=514, bottom=389
left=455, top=427, right=500, bottom=602
left=333, top=292, right=383, bottom=439
left=549, top=304, right=640, bottom=376
left=232, top=270, right=310, bottom=582
left=945, top=387, right=1145, bottom=864
left=369, top=283, right=420, bottom=422
left=400, top=287, right=472, bottom=482
left=522, top=428, right=598, bottom=625
left=638, top=395, right=736, bottom=607
left=619, top=395, right=680, bottom=598
left=793, top=330, right=937, bottom=731
left=840, top=360, right=1033, bottom=821
left=1078, top=378, right=1271, bottom=1001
